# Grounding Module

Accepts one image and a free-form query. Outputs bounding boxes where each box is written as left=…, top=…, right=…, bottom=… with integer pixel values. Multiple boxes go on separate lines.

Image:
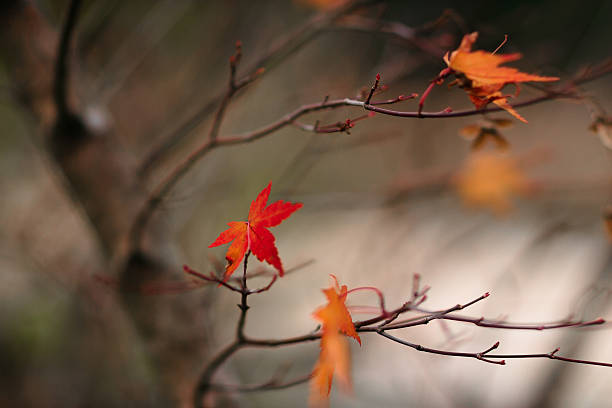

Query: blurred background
left=1, top=0, right=612, bottom=407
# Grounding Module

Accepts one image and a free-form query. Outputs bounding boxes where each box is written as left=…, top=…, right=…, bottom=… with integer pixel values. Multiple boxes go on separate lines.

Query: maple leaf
left=454, top=152, right=533, bottom=214
left=310, top=275, right=361, bottom=407
left=208, top=183, right=302, bottom=280
left=459, top=118, right=513, bottom=151
left=443, top=32, right=559, bottom=123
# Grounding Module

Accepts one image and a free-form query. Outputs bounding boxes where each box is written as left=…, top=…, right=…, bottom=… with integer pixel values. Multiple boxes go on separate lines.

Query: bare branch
left=183, top=265, right=242, bottom=294
left=139, top=0, right=382, bottom=177
left=54, top=0, right=83, bottom=118
left=378, top=332, right=506, bottom=365
left=209, top=372, right=311, bottom=393
left=387, top=313, right=606, bottom=331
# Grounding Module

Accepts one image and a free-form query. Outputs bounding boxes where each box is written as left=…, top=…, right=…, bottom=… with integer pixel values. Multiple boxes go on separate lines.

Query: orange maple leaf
left=459, top=118, right=513, bottom=151
left=310, top=275, right=361, bottom=407
left=295, top=0, right=348, bottom=10
left=454, top=152, right=533, bottom=214
left=208, top=183, right=302, bottom=280
left=444, top=32, right=559, bottom=123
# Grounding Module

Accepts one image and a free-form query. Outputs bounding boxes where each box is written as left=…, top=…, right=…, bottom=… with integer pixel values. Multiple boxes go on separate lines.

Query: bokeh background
left=1, top=0, right=612, bottom=407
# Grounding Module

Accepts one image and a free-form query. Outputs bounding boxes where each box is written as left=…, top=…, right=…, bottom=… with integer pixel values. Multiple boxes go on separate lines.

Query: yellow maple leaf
left=454, top=152, right=533, bottom=214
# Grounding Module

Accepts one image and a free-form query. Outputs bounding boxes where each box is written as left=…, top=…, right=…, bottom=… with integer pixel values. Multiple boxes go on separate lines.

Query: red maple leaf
left=208, top=183, right=302, bottom=280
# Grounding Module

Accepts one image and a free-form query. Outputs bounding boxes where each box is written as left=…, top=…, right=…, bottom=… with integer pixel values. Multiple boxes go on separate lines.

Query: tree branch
left=54, top=0, right=83, bottom=118
left=209, top=372, right=311, bottom=393
left=132, top=57, right=612, bottom=250
left=139, top=0, right=382, bottom=177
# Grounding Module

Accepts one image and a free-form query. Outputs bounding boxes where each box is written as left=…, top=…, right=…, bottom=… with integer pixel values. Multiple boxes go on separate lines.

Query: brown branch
left=378, top=332, right=506, bottom=365
left=54, top=0, right=83, bottom=118
left=209, top=373, right=312, bottom=393
left=128, top=97, right=368, bottom=249
left=488, top=348, right=612, bottom=368
left=194, top=273, right=612, bottom=406
left=378, top=334, right=612, bottom=368
left=133, top=58, right=612, bottom=249
left=183, top=265, right=242, bottom=294
left=385, top=313, right=606, bottom=331
left=139, top=0, right=382, bottom=178
left=332, top=15, right=446, bottom=57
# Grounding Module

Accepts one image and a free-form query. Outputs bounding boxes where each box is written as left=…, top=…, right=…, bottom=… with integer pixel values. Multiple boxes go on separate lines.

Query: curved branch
left=54, top=0, right=83, bottom=118
left=379, top=332, right=612, bottom=368
left=139, top=0, right=382, bottom=177
left=209, top=373, right=311, bottom=393
left=129, top=97, right=361, bottom=249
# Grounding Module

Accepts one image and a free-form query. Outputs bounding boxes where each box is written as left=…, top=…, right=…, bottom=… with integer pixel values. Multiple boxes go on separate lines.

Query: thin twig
left=183, top=265, right=242, bottom=293
left=208, top=373, right=312, bottom=393
left=139, top=0, right=382, bottom=177
left=378, top=331, right=506, bottom=365
left=386, top=313, right=606, bottom=331
left=132, top=55, right=612, bottom=252
left=194, top=275, right=612, bottom=405
left=237, top=252, right=251, bottom=342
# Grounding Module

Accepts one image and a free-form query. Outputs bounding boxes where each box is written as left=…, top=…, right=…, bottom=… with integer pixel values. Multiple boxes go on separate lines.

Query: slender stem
left=378, top=331, right=506, bottom=365
left=208, top=373, right=312, bottom=393
left=385, top=313, right=605, bottom=331
left=486, top=350, right=612, bottom=368
left=237, top=252, right=251, bottom=342
left=193, top=252, right=252, bottom=408
left=193, top=341, right=243, bottom=408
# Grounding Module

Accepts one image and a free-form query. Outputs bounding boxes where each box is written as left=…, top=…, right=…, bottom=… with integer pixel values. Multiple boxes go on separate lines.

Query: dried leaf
left=310, top=276, right=361, bottom=406
left=209, top=183, right=302, bottom=280
left=444, top=32, right=559, bottom=122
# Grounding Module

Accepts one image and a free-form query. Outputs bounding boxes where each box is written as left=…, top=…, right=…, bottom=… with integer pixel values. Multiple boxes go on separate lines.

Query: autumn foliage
left=7, top=1, right=612, bottom=408
left=441, top=32, right=559, bottom=122
left=310, top=276, right=361, bottom=406
left=208, top=183, right=302, bottom=279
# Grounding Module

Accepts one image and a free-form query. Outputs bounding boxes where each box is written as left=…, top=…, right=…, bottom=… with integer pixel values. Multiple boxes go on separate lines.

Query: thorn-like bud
left=255, top=67, right=265, bottom=76
left=493, top=341, right=500, bottom=348
left=376, top=73, right=381, bottom=81
left=443, top=107, right=453, bottom=113
left=484, top=292, right=490, bottom=298
left=500, top=360, right=506, bottom=365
